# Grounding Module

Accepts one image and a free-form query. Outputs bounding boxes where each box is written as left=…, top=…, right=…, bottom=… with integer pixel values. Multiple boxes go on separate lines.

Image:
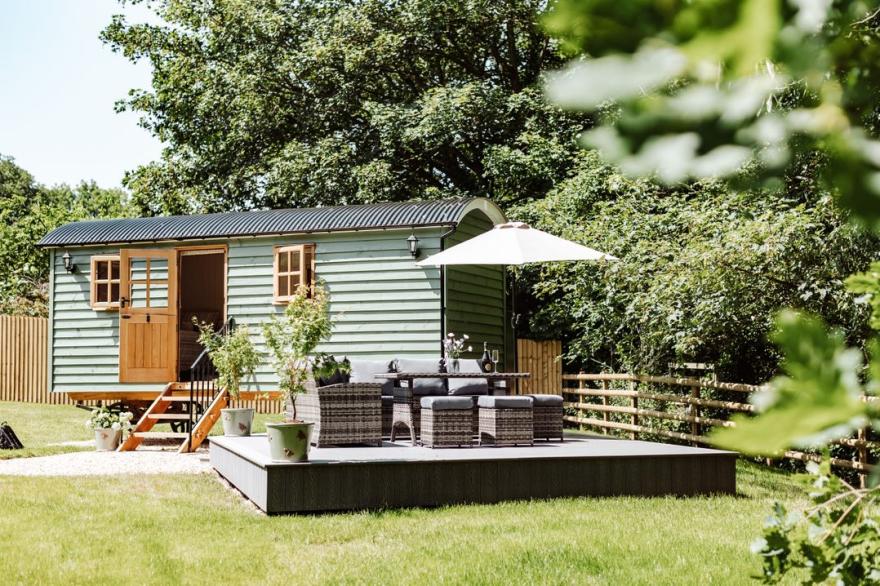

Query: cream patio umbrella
left=416, top=221, right=617, bottom=267
left=416, top=221, right=616, bottom=376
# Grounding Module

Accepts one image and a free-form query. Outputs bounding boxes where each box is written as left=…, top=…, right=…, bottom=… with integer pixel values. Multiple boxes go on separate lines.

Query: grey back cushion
left=349, top=359, right=394, bottom=396
left=396, top=358, right=447, bottom=396
left=447, top=359, right=488, bottom=396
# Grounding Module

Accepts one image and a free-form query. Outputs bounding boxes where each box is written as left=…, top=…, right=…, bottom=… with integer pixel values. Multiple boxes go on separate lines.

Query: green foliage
left=542, top=2, right=880, bottom=583
left=544, top=0, right=880, bottom=229
left=195, top=322, right=261, bottom=400
left=713, top=312, right=868, bottom=455
left=752, top=462, right=880, bottom=585
left=101, top=0, right=588, bottom=214
left=513, top=152, right=876, bottom=381
left=261, top=285, right=333, bottom=420
left=0, top=155, right=132, bottom=316
left=846, top=262, right=880, bottom=330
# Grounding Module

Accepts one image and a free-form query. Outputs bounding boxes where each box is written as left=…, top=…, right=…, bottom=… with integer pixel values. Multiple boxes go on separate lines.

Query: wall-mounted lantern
left=407, top=233, right=420, bottom=259
left=62, top=251, right=77, bottom=274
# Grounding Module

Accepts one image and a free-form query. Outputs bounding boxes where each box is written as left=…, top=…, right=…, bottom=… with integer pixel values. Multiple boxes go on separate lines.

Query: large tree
left=0, top=155, right=132, bottom=316
left=102, top=0, right=589, bottom=215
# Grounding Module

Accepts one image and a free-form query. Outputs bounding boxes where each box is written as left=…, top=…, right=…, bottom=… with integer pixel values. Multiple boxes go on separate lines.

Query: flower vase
left=451, top=358, right=460, bottom=373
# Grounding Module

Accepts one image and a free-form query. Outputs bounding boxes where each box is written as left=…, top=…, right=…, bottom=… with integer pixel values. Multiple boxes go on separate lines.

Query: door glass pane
left=131, top=282, right=148, bottom=308
left=130, top=259, right=148, bottom=281
left=96, top=260, right=108, bottom=280
left=96, top=283, right=108, bottom=303
left=110, top=261, right=120, bottom=280
left=149, top=284, right=168, bottom=308
left=150, top=258, right=168, bottom=281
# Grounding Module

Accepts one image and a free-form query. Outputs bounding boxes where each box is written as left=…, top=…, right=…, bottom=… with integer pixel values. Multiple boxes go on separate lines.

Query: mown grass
left=0, top=461, right=807, bottom=585
left=0, top=401, right=280, bottom=458
left=0, top=401, right=93, bottom=459
left=0, top=401, right=808, bottom=583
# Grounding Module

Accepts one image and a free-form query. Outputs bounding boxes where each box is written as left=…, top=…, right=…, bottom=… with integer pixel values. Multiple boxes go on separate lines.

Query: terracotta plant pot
left=221, top=408, right=255, bottom=436
left=94, top=429, right=121, bottom=451
left=266, top=421, right=314, bottom=462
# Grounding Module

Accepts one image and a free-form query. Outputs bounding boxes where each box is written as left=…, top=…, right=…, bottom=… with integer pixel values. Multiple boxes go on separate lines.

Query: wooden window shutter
left=90, top=255, right=121, bottom=310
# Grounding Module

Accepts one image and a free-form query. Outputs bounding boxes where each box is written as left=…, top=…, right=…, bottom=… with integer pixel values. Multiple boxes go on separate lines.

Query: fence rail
left=563, top=373, right=877, bottom=482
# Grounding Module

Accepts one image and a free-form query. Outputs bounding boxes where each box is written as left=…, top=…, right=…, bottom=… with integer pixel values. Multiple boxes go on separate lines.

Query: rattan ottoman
left=477, top=395, right=534, bottom=446
left=420, top=396, right=473, bottom=448
left=527, top=394, right=564, bottom=441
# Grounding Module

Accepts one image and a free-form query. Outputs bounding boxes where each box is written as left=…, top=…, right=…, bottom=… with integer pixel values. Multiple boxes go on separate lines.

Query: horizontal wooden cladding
left=0, top=316, right=57, bottom=404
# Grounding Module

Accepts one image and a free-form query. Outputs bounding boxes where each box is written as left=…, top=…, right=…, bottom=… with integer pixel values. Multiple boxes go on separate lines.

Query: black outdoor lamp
left=407, top=233, right=420, bottom=259
left=62, top=251, right=77, bottom=274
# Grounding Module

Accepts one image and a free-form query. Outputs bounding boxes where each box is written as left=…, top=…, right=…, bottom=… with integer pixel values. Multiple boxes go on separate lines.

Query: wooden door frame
left=175, top=244, right=228, bottom=377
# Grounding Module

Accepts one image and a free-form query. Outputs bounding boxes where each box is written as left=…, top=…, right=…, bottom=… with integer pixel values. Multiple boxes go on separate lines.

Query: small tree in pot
left=195, top=322, right=261, bottom=436
left=262, top=283, right=334, bottom=462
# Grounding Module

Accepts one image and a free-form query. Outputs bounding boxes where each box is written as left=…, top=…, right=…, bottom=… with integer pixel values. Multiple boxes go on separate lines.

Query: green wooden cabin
left=38, top=198, right=509, bottom=401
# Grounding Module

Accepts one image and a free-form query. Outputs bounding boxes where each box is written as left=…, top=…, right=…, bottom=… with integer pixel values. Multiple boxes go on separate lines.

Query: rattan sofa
left=295, top=381, right=383, bottom=447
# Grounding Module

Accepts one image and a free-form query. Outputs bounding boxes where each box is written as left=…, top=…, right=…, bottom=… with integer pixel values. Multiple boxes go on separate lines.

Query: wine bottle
left=480, top=342, right=493, bottom=372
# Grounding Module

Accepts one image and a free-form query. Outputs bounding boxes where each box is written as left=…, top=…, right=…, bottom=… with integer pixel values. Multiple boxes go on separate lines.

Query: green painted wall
left=444, top=211, right=507, bottom=365
left=50, top=228, right=444, bottom=393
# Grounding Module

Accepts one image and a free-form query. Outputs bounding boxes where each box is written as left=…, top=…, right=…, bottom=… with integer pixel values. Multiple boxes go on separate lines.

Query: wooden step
left=146, top=414, right=190, bottom=421
left=157, top=396, right=193, bottom=402
left=133, top=432, right=189, bottom=439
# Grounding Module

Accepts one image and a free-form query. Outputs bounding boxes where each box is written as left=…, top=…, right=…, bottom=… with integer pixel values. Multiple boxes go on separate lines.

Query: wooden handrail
left=562, top=373, right=766, bottom=394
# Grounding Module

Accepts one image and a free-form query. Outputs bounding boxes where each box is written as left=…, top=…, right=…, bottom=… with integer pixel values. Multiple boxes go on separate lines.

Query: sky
left=0, top=0, right=163, bottom=189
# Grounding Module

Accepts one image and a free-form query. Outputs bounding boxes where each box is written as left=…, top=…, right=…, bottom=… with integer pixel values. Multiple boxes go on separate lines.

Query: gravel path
left=0, top=449, right=212, bottom=476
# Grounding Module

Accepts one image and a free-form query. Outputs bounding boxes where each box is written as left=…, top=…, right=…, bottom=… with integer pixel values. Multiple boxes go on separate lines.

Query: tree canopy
left=0, top=155, right=132, bottom=316
left=102, top=0, right=589, bottom=215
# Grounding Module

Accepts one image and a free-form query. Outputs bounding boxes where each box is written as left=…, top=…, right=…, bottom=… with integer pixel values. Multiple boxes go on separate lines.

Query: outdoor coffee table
left=376, top=371, right=531, bottom=444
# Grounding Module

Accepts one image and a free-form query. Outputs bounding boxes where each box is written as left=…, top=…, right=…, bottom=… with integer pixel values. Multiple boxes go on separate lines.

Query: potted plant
left=85, top=407, right=134, bottom=451
left=262, top=284, right=335, bottom=462
left=443, top=332, right=472, bottom=373
left=195, top=321, right=261, bottom=436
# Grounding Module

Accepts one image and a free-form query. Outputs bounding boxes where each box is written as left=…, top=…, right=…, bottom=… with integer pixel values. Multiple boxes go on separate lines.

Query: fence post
left=690, top=385, right=701, bottom=444
left=858, top=426, right=868, bottom=489
left=601, top=379, right=609, bottom=435
left=629, top=379, right=638, bottom=440
left=578, top=372, right=585, bottom=432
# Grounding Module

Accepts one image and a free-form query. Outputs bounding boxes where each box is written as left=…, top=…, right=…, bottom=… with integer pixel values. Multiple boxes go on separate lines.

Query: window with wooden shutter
left=273, top=244, right=315, bottom=303
left=90, top=255, right=121, bottom=310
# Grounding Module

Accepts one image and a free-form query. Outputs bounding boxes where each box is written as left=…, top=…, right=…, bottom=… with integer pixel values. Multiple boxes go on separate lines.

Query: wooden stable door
left=118, top=249, right=178, bottom=383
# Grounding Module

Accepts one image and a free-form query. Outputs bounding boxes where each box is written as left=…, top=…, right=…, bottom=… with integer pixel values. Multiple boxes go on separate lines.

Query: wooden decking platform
left=210, top=433, right=736, bottom=514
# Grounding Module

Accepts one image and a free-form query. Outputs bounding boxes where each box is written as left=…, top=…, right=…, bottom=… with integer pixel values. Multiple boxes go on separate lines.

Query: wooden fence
left=563, top=373, right=878, bottom=484
left=0, top=316, right=56, bottom=404
left=516, top=339, right=562, bottom=394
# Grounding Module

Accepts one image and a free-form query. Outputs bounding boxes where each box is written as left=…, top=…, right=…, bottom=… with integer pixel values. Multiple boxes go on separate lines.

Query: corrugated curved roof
left=39, top=198, right=504, bottom=247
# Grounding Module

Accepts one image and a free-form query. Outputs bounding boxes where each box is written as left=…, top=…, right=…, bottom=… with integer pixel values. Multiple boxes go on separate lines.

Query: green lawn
left=0, top=401, right=809, bottom=584
left=0, top=401, right=278, bottom=458
left=0, top=401, right=93, bottom=459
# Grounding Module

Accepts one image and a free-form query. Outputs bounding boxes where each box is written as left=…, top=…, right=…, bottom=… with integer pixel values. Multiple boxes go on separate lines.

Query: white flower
left=111, top=422, right=121, bottom=431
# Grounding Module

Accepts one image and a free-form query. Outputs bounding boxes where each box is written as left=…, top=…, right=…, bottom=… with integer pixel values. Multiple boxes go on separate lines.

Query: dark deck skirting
left=210, top=434, right=736, bottom=514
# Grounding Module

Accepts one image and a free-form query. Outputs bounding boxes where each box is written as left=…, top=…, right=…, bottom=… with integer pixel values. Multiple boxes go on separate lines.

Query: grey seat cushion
left=477, top=395, right=533, bottom=409
left=420, top=396, right=473, bottom=410
left=396, top=358, right=447, bottom=396
left=528, top=394, right=564, bottom=406
left=447, top=359, right=489, bottom=396
left=349, top=359, right=395, bottom=396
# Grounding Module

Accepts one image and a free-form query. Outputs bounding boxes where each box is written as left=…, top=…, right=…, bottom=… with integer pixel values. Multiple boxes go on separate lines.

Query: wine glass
left=491, top=349, right=500, bottom=371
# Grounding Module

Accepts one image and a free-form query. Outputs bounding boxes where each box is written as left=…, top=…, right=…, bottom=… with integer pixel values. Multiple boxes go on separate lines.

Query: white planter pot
left=94, top=429, right=121, bottom=451
left=221, top=408, right=255, bottom=436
